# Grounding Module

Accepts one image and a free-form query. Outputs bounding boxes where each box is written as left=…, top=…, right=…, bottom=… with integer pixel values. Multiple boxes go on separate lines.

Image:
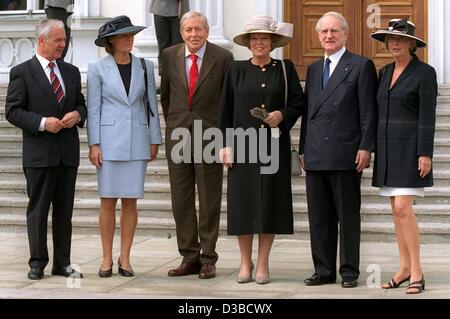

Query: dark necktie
left=48, top=62, right=64, bottom=105
left=322, top=57, right=331, bottom=89
left=188, top=54, right=198, bottom=107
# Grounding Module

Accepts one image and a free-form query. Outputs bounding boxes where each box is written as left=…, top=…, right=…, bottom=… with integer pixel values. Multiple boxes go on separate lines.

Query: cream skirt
left=379, top=187, right=424, bottom=197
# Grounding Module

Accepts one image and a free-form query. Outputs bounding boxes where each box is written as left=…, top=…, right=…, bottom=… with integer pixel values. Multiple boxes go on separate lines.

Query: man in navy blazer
left=299, top=12, right=377, bottom=288
left=5, top=19, right=86, bottom=280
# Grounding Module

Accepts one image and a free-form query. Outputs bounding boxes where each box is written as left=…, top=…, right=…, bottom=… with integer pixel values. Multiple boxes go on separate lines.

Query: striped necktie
left=48, top=62, right=64, bottom=105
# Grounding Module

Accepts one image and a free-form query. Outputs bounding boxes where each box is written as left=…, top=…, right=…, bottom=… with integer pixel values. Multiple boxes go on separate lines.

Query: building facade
left=0, top=0, right=449, bottom=84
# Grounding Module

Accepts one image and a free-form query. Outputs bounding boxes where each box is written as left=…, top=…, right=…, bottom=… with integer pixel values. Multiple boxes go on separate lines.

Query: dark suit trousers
left=153, top=14, right=183, bottom=75
left=305, top=170, right=361, bottom=280
left=168, top=160, right=223, bottom=265
left=24, top=164, right=78, bottom=269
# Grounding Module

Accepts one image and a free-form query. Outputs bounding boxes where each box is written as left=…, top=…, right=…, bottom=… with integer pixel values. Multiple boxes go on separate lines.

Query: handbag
left=281, top=60, right=302, bottom=176
left=140, top=58, right=155, bottom=127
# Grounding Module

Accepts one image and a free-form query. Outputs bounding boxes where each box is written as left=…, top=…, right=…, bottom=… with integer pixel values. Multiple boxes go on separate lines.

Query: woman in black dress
left=220, top=16, right=304, bottom=284
left=371, top=19, right=437, bottom=294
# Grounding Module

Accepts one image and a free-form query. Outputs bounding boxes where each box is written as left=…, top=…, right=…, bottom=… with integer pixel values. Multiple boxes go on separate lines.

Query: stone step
left=1, top=134, right=450, bottom=155
left=1, top=194, right=449, bottom=221
left=0, top=176, right=449, bottom=206
left=2, top=163, right=450, bottom=187
left=439, top=84, right=450, bottom=96
left=437, top=95, right=450, bottom=103
left=1, top=198, right=449, bottom=241
left=2, top=118, right=450, bottom=138
left=1, top=178, right=450, bottom=195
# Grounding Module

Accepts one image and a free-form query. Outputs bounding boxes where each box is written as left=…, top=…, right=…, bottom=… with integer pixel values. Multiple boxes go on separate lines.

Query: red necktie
left=48, top=62, right=64, bottom=105
left=188, top=54, right=198, bottom=107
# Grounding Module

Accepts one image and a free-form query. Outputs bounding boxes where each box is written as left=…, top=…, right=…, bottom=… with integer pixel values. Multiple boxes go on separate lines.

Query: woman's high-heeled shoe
left=98, top=262, right=113, bottom=278
left=406, top=275, right=425, bottom=294
left=237, top=262, right=254, bottom=284
left=255, top=272, right=270, bottom=285
left=118, top=258, right=134, bottom=277
left=382, top=274, right=410, bottom=289
left=255, top=266, right=270, bottom=285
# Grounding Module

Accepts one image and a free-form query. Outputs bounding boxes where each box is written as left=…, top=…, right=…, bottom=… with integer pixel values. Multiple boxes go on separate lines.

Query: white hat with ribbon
left=233, top=16, right=293, bottom=50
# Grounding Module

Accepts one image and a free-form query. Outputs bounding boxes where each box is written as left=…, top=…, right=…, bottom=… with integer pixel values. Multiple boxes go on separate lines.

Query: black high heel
left=118, top=258, right=134, bottom=277
left=382, top=274, right=410, bottom=289
left=406, top=275, right=425, bottom=294
left=98, top=262, right=113, bottom=278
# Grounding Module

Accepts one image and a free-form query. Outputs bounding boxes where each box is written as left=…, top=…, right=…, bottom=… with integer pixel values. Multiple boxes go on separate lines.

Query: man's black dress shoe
left=51, top=266, right=83, bottom=278
left=27, top=268, right=44, bottom=280
left=304, top=273, right=336, bottom=286
left=341, top=279, right=358, bottom=288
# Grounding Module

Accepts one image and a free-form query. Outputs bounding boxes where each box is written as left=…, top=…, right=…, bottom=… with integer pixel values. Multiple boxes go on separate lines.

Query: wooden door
left=285, top=0, right=427, bottom=79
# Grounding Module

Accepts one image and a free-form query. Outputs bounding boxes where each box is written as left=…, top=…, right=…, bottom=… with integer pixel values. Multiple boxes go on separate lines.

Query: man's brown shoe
left=199, top=264, right=216, bottom=279
left=168, top=262, right=201, bottom=277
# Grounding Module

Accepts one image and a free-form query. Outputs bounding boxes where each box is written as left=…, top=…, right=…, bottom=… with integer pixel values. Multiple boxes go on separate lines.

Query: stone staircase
left=1, top=84, right=450, bottom=242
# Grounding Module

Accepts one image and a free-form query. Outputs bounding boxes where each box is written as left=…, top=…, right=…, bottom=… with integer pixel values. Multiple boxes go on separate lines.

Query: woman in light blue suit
left=87, top=16, right=162, bottom=278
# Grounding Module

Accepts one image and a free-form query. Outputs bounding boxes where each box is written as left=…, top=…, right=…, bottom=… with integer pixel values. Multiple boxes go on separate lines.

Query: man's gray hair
left=315, top=11, right=349, bottom=32
left=36, top=19, right=65, bottom=39
left=180, top=11, right=209, bottom=32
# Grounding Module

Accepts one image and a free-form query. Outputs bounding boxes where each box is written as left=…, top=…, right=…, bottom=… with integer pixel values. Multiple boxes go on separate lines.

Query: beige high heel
left=237, top=262, right=254, bottom=283
left=255, top=273, right=270, bottom=284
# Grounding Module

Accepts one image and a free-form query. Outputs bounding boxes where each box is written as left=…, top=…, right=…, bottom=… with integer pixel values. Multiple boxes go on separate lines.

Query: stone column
left=428, top=0, right=450, bottom=84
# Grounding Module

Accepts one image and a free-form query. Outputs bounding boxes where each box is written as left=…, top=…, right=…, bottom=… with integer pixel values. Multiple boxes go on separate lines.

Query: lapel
left=29, top=56, right=60, bottom=110
left=128, top=54, right=144, bottom=104
left=58, top=61, right=72, bottom=109
left=194, top=41, right=216, bottom=94
left=175, top=44, right=188, bottom=93
left=311, top=50, right=354, bottom=119
left=104, top=54, right=130, bottom=105
left=380, top=63, right=394, bottom=94
left=389, top=55, right=419, bottom=92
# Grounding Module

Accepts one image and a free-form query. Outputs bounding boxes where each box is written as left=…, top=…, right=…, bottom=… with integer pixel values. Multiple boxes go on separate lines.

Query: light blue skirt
left=97, top=160, right=147, bottom=198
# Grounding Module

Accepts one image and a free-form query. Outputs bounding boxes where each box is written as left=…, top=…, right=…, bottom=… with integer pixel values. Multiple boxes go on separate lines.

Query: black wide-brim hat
left=95, top=15, right=146, bottom=47
left=371, top=19, right=427, bottom=48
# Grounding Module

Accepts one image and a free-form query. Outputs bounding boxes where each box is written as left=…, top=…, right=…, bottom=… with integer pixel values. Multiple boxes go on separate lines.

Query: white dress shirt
left=36, top=53, right=66, bottom=131
left=35, top=53, right=79, bottom=131
left=324, top=46, right=346, bottom=78
left=185, top=43, right=206, bottom=86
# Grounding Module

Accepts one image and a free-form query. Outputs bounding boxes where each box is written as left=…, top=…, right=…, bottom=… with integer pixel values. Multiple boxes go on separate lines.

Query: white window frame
left=0, top=0, right=45, bottom=15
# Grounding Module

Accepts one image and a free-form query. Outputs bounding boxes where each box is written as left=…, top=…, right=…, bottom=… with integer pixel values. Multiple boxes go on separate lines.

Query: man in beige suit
left=161, top=11, right=233, bottom=279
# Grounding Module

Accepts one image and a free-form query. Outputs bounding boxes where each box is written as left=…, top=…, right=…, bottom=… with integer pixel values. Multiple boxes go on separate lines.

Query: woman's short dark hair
left=105, top=37, right=114, bottom=55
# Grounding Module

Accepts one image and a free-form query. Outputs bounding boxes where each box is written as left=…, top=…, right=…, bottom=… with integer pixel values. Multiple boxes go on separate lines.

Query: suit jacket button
left=325, top=137, right=329, bottom=141
left=261, top=83, right=266, bottom=88
left=326, top=120, right=331, bottom=124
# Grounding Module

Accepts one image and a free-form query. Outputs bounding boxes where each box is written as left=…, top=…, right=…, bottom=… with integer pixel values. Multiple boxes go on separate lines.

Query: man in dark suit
left=161, top=11, right=233, bottom=279
left=5, top=19, right=86, bottom=280
left=299, top=12, right=377, bottom=288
